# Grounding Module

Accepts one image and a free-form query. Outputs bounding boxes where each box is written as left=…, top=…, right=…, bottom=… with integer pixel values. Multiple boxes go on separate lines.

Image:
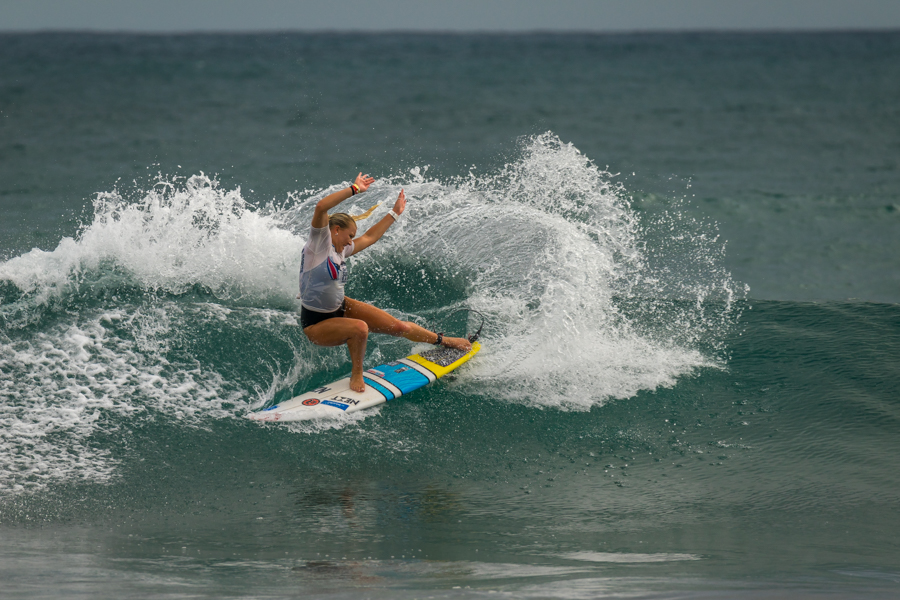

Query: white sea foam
left=342, top=133, right=739, bottom=410
left=0, top=174, right=301, bottom=309
left=284, top=409, right=381, bottom=434
left=560, top=551, right=702, bottom=563
left=0, top=306, right=244, bottom=495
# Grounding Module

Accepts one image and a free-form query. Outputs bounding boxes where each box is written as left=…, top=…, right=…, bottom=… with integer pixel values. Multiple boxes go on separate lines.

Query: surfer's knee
left=351, top=319, right=369, bottom=340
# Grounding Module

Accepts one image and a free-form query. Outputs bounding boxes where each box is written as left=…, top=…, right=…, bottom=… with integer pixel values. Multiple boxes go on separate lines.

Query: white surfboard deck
left=247, top=342, right=481, bottom=422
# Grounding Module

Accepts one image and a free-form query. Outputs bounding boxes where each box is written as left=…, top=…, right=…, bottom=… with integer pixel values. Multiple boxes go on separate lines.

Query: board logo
left=321, top=400, right=349, bottom=410
left=302, top=398, right=320, bottom=406
left=334, top=396, right=360, bottom=406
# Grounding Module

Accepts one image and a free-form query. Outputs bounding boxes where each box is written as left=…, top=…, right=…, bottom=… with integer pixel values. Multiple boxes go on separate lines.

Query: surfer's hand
left=354, top=172, right=375, bottom=192
left=393, top=189, right=406, bottom=215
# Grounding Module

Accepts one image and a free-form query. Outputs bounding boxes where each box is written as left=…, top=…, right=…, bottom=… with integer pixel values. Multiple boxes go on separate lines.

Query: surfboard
left=247, top=342, right=481, bottom=422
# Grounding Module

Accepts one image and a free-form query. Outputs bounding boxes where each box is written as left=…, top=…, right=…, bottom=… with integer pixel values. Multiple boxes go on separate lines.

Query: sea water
left=1, top=32, right=899, bottom=599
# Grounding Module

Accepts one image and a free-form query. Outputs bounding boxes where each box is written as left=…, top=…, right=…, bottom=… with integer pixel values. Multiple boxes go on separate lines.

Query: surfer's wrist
left=388, top=210, right=399, bottom=221
left=350, top=184, right=360, bottom=195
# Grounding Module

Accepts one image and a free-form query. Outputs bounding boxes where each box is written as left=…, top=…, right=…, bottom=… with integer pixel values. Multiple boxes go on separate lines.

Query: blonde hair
left=329, top=203, right=380, bottom=230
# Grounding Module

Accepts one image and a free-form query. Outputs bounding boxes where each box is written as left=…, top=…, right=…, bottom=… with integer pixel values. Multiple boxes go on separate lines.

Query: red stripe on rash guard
left=326, top=257, right=339, bottom=280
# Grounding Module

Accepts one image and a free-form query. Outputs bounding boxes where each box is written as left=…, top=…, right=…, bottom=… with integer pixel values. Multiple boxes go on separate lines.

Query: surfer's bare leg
left=303, top=318, right=368, bottom=392
left=344, top=297, right=472, bottom=352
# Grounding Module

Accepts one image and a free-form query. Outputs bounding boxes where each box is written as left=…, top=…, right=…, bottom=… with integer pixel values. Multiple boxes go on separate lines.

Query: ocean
left=1, top=32, right=899, bottom=599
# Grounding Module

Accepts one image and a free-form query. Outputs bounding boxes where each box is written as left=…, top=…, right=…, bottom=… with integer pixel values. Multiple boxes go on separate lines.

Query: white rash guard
left=298, top=225, right=354, bottom=313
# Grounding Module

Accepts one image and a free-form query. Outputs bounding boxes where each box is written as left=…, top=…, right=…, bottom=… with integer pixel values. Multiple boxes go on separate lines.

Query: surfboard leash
left=429, top=308, right=486, bottom=343
left=466, top=309, right=485, bottom=343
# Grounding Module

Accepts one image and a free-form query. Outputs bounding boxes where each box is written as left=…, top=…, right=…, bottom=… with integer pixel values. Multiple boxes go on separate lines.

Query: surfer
left=299, top=173, right=472, bottom=393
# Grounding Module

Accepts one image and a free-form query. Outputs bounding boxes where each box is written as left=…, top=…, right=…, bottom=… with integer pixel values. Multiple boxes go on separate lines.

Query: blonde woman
left=299, top=173, right=471, bottom=392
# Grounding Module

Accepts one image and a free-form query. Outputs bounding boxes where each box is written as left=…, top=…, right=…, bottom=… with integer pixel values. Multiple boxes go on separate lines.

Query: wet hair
left=328, top=203, right=380, bottom=231
left=328, top=213, right=357, bottom=231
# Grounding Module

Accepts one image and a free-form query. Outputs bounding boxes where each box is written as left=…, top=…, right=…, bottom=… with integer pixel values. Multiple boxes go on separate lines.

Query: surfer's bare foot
left=442, top=336, right=472, bottom=352
left=349, top=372, right=366, bottom=393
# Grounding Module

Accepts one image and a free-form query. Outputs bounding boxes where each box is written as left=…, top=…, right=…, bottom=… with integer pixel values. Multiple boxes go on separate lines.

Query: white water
left=0, top=133, right=744, bottom=493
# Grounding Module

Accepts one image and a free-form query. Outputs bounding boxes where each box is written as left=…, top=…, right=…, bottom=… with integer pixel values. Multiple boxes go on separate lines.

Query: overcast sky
left=1, top=0, right=899, bottom=32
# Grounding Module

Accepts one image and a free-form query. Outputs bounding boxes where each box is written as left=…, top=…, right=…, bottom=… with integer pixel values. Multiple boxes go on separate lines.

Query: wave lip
left=371, top=133, right=743, bottom=410
left=0, top=174, right=302, bottom=315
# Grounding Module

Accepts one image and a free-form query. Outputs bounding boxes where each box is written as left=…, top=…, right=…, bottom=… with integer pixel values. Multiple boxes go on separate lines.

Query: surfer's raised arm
left=298, top=171, right=471, bottom=394
left=351, top=189, right=406, bottom=255
left=311, top=172, right=375, bottom=228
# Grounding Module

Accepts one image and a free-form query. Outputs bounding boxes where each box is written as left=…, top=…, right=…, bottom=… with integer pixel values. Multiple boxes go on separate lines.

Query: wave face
left=1, top=134, right=898, bottom=600
left=0, top=133, right=742, bottom=496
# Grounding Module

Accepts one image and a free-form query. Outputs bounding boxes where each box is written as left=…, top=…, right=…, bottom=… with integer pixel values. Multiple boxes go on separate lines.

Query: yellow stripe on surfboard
left=406, top=341, right=481, bottom=379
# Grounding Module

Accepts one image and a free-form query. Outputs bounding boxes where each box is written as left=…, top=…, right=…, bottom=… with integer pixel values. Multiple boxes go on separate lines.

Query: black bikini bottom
left=300, top=300, right=346, bottom=329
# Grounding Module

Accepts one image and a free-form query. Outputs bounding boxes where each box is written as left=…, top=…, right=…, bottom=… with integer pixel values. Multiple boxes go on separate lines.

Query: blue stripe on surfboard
left=378, top=364, right=430, bottom=394
left=362, top=377, right=396, bottom=400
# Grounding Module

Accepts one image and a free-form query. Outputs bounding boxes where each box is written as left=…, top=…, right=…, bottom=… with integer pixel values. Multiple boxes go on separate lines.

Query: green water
left=2, top=32, right=899, bottom=598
